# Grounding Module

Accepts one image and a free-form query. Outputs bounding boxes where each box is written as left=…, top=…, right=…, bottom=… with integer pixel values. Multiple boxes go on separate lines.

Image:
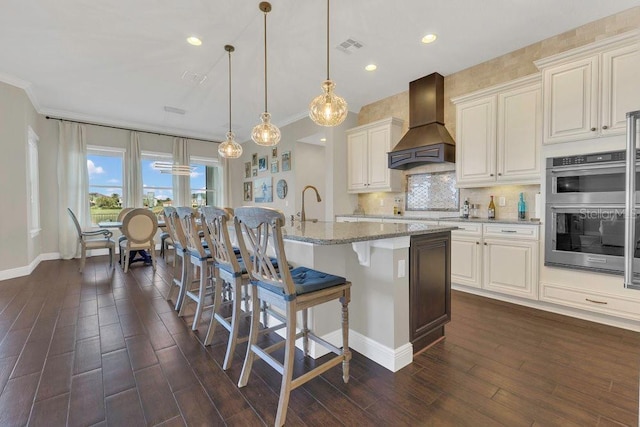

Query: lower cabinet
left=483, top=238, right=538, bottom=299
left=409, top=232, right=451, bottom=354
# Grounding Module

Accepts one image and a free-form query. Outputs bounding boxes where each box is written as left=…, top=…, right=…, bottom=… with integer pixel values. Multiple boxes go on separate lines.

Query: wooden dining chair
left=67, top=208, right=115, bottom=273
left=119, top=208, right=158, bottom=273
left=177, top=207, right=215, bottom=330
left=116, top=207, right=134, bottom=265
left=234, top=206, right=352, bottom=426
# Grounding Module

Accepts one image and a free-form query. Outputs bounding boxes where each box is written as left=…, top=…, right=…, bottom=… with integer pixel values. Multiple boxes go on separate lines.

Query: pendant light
left=251, top=2, right=281, bottom=147
left=309, top=0, right=347, bottom=127
left=218, top=45, right=243, bottom=159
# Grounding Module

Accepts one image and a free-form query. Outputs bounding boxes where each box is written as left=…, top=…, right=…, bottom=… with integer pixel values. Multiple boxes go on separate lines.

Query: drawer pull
left=501, top=230, right=517, bottom=233
left=585, top=298, right=608, bottom=305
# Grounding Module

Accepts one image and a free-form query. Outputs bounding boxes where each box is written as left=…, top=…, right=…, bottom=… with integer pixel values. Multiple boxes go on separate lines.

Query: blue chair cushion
left=255, top=266, right=346, bottom=301
left=188, top=248, right=211, bottom=261
left=217, top=256, right=282, bottom=277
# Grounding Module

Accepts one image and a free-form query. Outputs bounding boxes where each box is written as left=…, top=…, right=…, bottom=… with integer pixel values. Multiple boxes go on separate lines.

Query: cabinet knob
left=484, top=242, right=487, bottom=246
left=602, top=125, right=609, bottom=130
left=590, top=127, right=597, bottom=131
left=476, top=241, right=479, bottom=245
left=490, top=173, right=494, bottom=177
left=498, top=173, right=502, bottom=176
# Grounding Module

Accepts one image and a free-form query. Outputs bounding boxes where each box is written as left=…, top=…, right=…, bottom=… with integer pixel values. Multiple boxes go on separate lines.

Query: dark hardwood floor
left=0, top=255, right=637, bottom=426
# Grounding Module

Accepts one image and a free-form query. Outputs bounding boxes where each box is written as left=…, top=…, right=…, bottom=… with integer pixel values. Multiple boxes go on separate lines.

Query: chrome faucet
left=301, top=185, right=322, bottom=222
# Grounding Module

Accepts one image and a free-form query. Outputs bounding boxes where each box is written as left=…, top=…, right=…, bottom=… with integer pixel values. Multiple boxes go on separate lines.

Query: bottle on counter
left=518, top=193, right=526, bottom=221
left=462, top=198, right=469, bottom=219
left=488, top=196, right=496, bottom=220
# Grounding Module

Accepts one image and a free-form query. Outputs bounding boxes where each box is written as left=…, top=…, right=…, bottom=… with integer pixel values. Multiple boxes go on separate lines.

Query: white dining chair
left=67, top=208, right=115, bottom=273
left=119, top=208, right=158, bottom=273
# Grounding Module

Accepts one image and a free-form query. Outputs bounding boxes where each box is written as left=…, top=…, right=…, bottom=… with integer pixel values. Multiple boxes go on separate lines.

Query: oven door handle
left=549, top=163, right=627, bottom=173
left=548, top=205, right=626, bottom=210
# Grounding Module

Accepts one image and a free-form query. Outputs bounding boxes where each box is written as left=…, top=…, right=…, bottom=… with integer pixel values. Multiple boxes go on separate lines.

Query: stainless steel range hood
left=388, top=72, right=455, bottom=170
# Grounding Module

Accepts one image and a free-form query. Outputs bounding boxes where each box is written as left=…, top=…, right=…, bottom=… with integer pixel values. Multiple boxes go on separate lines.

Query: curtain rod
left=45, top=116, right=221, bottom=145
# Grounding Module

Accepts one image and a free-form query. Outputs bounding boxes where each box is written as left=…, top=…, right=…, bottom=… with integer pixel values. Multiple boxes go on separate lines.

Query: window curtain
left=57, top=122, right=89, bottom=259
left=173, top=137, right=190, bottom=207
left=125, top=131, right=143, bottom=207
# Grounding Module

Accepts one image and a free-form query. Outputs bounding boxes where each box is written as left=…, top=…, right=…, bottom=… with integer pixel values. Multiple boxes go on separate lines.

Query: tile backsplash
left=406, top=171, right=458, bottom=211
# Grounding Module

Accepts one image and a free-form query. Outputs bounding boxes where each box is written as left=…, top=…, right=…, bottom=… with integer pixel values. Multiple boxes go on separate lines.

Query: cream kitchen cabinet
left=440, top=222, right=483, bottom=289
left=346, top=117, right=403, bottom=193
left=453, top=74, right=542, bottom=188
left=535, top=30, right=640, bottom=144
left=482, top=224, right=539, bottom=300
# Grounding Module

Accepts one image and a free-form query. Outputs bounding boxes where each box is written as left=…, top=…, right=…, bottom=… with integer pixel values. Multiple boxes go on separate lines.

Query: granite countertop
left=336, top=214, right=540, bottom=226
left=282, top=221, right=456, bottom=245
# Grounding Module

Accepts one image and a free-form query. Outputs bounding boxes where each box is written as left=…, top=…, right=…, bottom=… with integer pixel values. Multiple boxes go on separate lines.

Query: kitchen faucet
left=301, top=185, right=322, bottom=222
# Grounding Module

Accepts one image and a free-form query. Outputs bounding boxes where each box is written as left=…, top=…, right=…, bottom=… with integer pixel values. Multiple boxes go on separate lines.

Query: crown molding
left=0, top=72, right=42, bottom=112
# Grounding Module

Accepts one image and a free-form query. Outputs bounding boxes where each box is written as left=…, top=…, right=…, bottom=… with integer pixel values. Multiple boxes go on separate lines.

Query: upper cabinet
left=535, top=30, right=640, bottom=144
left=453, top=74, right=542, bottom=188
left=346, top=117, right=403, bottom=193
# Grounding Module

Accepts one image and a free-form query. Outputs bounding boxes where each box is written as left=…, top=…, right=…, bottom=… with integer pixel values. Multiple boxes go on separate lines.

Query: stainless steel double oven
left=545, top=150, right=640, bottom=275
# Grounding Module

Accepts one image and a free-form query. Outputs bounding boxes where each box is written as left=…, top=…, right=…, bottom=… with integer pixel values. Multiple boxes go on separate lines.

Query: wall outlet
left=498, top=196, right=506, bottom=207
left=380, top=199, right=384, bottom=207
left=398, top=259, right=406, bottom=278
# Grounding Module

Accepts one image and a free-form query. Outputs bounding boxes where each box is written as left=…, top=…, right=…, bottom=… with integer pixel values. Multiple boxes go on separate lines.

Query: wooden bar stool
left=234, top=207, right=352, bottom=426
left=177, top=207, right=215, bottom=330
left=163, top=207, right=189, bottom=311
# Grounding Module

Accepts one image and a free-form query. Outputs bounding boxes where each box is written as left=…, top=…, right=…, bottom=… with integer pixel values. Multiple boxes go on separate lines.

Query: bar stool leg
left=191, top=261, right=208, bottom=331
left=341, top=291, right=352, bottom=383
left=203, top=273, right=224, bottom=346
left=238, top=290, right=261, bottom=388
left=275, top=303, right=297, bottom=427
left=222, top=277, right=242, bottom=370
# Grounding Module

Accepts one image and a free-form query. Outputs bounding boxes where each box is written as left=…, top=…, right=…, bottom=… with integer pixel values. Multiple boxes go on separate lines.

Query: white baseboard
left=452, top=284, right=640, bottom=332
left=0, top=252, right=60, bottom=281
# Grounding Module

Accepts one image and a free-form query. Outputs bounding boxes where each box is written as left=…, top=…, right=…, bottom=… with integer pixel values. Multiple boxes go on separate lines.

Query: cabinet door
left=601, top=43, right=640, bottom=136
left=456, top=96, right=497, bottom=185
left=347, top=130, right=368, bottom=191
left=450, top=236, right=482, bottom=288
left=367, top=125, right=391, bottom=190
left=410, top=233, right=451, bottom=353
left=483, top=238, right=538, bottom=299
left=497, top=83, right=541, bottom=183
left=543, top=56, right=599, bottom=144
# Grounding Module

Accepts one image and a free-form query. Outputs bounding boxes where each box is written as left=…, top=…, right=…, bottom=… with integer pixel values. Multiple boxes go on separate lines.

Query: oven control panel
left=550, top=150, right=632, bottom=167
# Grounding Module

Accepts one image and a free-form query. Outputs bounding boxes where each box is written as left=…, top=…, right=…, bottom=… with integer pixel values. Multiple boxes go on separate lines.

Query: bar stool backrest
left=200, top=206, right=241, bottom=273
left=164, top=207, right=186, bottom=250
left=177, top=207, right=207, bottom=259
left=233, top=207, right=295, bottom=297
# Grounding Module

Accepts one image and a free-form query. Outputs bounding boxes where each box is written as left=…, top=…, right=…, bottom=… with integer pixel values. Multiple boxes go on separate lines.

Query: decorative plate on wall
left=276, top=179, right=288, bottom=199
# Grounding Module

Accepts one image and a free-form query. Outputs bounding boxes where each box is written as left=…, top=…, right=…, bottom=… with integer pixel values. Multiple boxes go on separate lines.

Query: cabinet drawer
left=483, top=224, right=539, bottom=240
left=540, top=283, right=640, bottom=321
left=439, top=221, right=482, bottom=236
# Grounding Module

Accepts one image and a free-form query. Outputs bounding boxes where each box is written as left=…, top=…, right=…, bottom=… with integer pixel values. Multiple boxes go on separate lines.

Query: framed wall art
left=271, top=159, right=279, bottom=174
left=252, top=168, right=257, bottom=177
left=258, top=156, right=268, bottom=172
left=253, top=177, right=273, bottom=203
left=282, top=151, right=291, bottom=172
left=243, top=182, right=252, bottom=201
left=244, top=162, right=251, bottom=178
left=252, top=153, right=258, bottom=166
left=272, top=147, right=277, bottom=158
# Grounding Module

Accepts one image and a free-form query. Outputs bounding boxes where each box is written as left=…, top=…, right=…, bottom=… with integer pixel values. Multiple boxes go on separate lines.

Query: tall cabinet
left=452, top=74, right=542, bottom=188
left=346, top=117, right=403, bottom=193
left=534, top=30, right=640, bottom=144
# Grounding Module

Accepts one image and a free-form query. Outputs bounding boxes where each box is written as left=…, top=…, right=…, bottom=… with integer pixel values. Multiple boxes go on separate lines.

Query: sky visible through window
left=87, top=154, right=207, bottom=201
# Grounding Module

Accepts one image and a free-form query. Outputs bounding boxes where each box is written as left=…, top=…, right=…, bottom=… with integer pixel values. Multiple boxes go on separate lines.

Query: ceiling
left=0, top=1, right=637, bottom=142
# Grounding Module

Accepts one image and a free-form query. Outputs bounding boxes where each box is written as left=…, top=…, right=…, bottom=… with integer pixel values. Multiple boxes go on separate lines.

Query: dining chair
left=177, top=207, right=214, bottom=330
left=200, top=206, right=254, bottom=369
left=67, top=207, right=115, bottom=273
left=234, top=206, right=352, bottom=426
left=119, top=208, right=158, bottom=273
left=164, top=207, right=189, bottom=311
left=116, top=207, right=134, bottom=265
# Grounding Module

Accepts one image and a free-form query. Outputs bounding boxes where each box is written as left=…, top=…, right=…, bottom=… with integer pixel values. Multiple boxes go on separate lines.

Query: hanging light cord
left=228, top=48, right=232, bottom=133
left=326, top=0, right=330, bottom=80
left=263, top=9, right=268, bottom=113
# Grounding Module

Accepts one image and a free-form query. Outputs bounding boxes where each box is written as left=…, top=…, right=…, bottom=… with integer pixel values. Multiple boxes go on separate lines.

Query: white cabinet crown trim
left=534, top=30, right=639, bottom=69
left=346, top=117, right=404, bottom=133
left=451, top=73, right=541, bottom=105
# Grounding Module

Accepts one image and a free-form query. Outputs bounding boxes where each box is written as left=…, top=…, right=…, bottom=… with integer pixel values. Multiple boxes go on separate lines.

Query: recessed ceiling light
left=421, top=33, right=437, bottom=44
left=187, top=36, right=202, bottom=46
left=365, top=64, right=377, bottom=71
left=320, top=138, right=327, bottom=142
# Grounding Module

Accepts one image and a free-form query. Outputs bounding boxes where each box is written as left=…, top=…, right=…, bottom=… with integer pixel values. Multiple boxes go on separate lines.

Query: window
left=27, top=127, right=40, bottom=237
left=142, top=152, right=174, bottom=215
left=190, top=156, right=223, bottom=207
left=87, top=147, right=124, bottom=224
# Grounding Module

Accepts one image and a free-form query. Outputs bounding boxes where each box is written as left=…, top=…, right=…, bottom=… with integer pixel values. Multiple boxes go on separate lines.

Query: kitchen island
left=277, top=220, right=454, bottom=371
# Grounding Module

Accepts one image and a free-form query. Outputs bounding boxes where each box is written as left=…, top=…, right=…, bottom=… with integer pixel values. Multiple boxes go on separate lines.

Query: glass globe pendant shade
left=251, top=112, right=281, bottom=147
left=309, top=80, right=348, bottom=127
left=218, top=131, right=243, bottom=159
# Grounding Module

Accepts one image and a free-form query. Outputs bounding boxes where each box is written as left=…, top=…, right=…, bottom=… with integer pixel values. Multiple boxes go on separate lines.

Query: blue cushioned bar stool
left=234, top=207, right=352, bottom=427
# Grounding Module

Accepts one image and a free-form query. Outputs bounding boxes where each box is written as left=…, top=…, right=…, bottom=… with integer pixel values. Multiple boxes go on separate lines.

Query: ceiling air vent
left=336, top=38, right=363, bottom=54
left=163, top=106, right=186, bottom=115
left=180, top=70, right=208, bottom=85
